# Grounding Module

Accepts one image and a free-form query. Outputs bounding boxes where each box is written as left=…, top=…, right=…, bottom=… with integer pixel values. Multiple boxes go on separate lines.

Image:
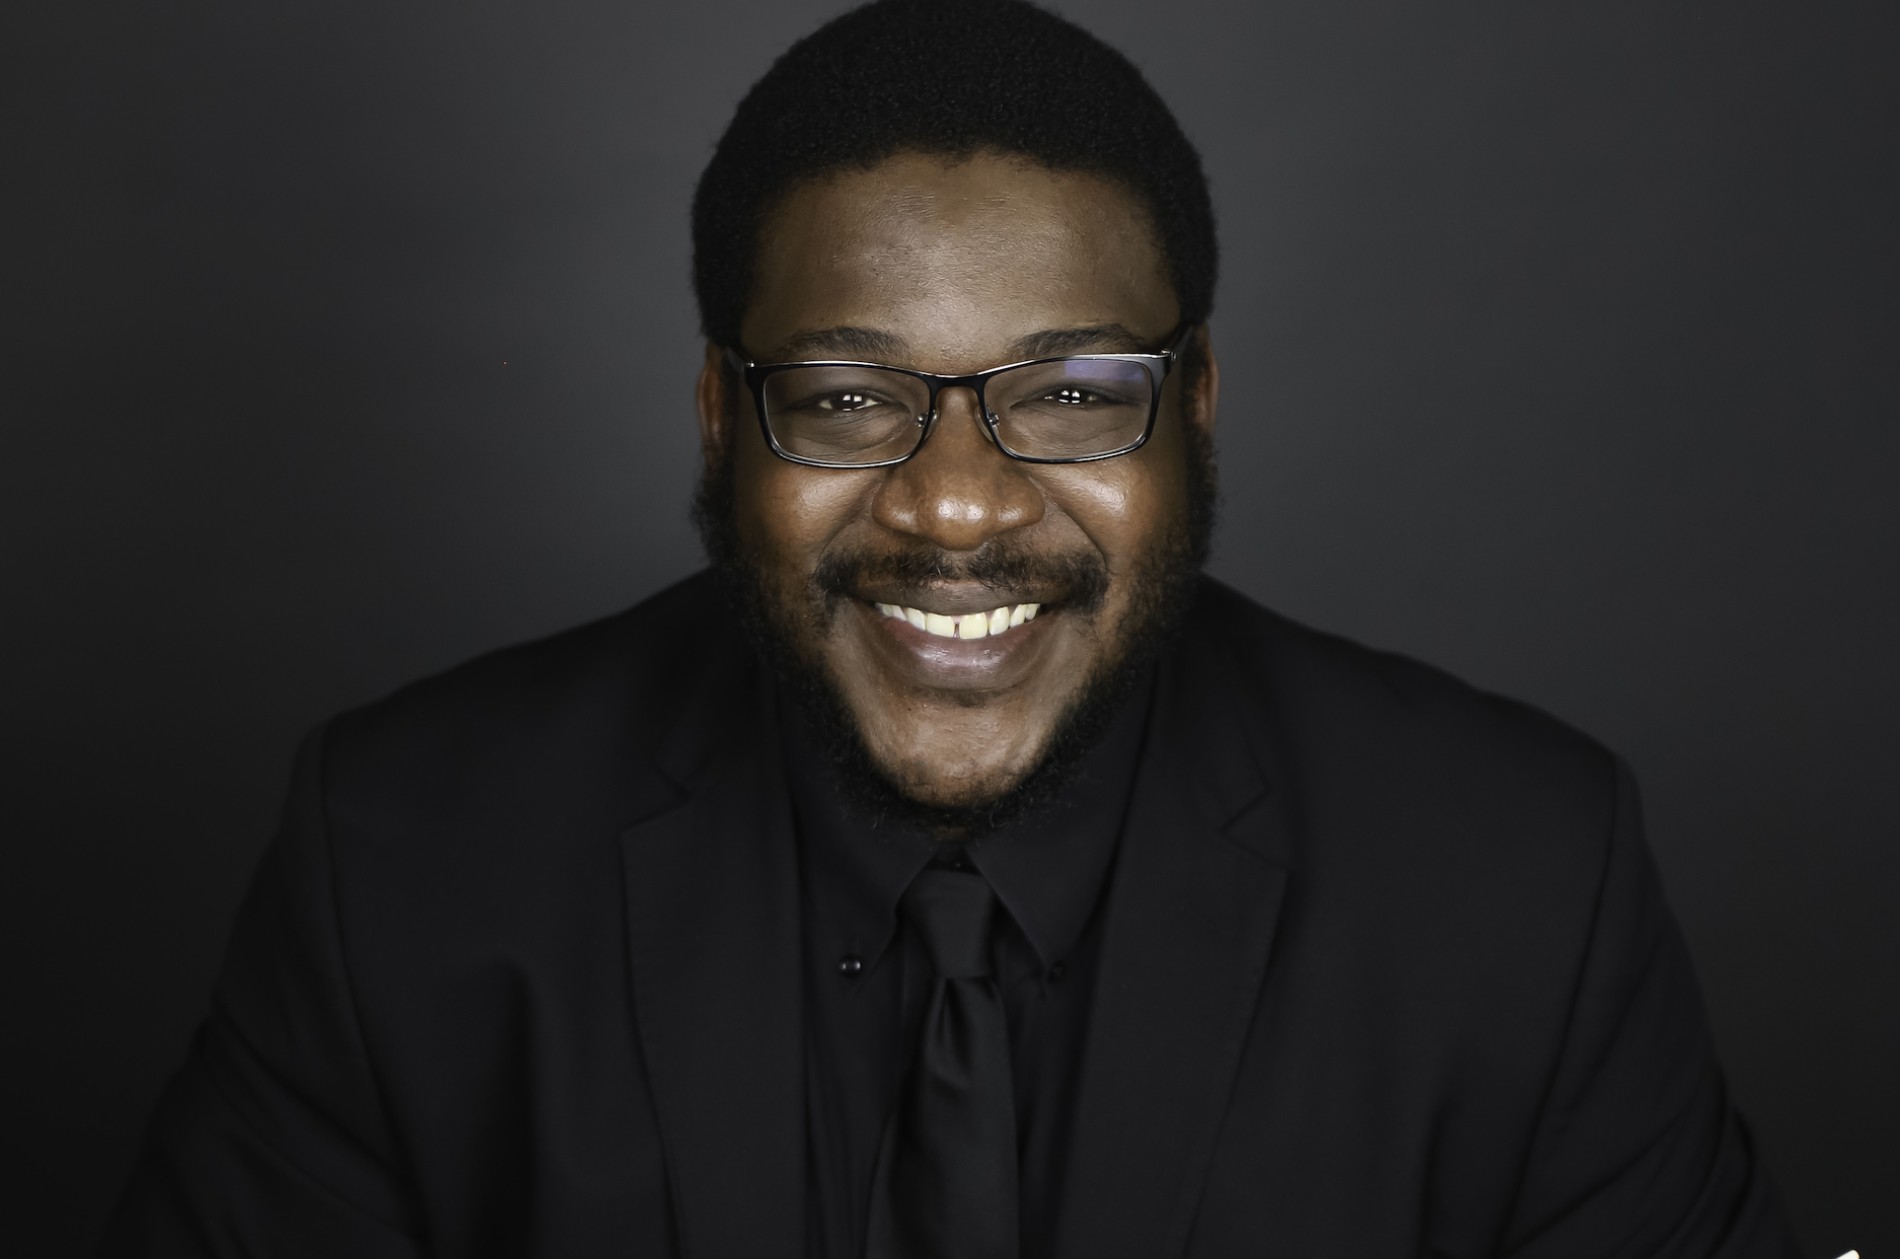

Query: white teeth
left=875, top=601, right=1044, bottom=639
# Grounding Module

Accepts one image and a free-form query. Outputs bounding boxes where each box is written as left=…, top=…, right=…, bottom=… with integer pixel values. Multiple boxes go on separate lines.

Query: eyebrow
left=762, top=322, right=1154, bottom=365
left=764, top=326, right=909, bottom=362
left=1006, top=323, right=1150, bottom=359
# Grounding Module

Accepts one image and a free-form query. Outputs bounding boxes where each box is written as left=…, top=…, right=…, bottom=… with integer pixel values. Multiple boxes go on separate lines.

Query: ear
left=695, top=341, right=734, bottom=467
left=1185, top=324, right=1220, bottom=435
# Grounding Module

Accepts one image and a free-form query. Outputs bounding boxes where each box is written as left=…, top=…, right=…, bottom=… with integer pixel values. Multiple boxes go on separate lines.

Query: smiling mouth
left=872, top=600, right=1042, bottom=640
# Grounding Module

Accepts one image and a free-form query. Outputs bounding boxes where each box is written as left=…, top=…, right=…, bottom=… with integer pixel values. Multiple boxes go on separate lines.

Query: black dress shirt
left=785, top=672, right=1154, bottom=1259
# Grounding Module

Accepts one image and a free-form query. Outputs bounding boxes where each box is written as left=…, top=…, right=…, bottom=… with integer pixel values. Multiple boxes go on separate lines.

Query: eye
left=818, top=391, right=881, bottom=413
left=777, top=387, right=905, bottom=418
left=1044, top=386, right=1107, bottom=407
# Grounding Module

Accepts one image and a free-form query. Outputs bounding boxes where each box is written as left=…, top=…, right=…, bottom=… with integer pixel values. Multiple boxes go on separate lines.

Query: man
left=101, top=1, right=1801, bottom=1255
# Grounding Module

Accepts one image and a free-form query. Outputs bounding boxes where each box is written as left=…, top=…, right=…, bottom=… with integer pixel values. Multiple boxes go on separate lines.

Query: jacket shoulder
left=1198, top=577, right=1614, bottom=763
left=1190, top=577, right=1621, bottom=861
left=318, top=570, right=736, bottom=825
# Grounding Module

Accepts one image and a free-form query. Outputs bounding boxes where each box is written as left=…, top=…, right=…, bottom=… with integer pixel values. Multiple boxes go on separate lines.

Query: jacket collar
left=1052, top=602, right=1297, bottom=1259
left=619, top=646, right=808, bottom=1259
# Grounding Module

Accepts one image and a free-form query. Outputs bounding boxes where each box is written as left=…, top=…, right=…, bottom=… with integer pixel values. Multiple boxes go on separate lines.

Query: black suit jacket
left=102, top=573, right=1798, bottom=1257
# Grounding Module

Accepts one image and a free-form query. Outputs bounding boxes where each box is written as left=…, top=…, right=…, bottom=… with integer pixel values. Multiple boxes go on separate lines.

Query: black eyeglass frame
left=721, top=324, right=1194, bottom=469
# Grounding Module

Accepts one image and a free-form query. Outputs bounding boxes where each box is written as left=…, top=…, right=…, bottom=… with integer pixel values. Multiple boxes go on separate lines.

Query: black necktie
left=865, top=865, right=1020, bottom=1259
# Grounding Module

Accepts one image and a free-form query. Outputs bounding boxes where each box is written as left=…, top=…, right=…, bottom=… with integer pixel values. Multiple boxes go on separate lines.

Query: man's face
left=697, top=150, right=1217, bottom=820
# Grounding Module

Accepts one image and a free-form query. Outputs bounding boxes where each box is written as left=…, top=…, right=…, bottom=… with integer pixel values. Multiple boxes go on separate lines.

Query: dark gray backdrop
left=6, top=1, right=1895, bottom=1254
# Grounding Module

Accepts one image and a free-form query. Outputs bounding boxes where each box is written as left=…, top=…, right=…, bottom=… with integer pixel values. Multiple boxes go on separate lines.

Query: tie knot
left=902, top=867, right=997, bottom=979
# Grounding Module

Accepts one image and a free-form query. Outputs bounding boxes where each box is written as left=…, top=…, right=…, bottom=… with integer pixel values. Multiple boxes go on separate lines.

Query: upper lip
left=856, top=583, right=1053, bottom=617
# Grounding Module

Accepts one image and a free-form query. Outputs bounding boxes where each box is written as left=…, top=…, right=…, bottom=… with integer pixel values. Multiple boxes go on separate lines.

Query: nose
left=870, top=385, right=1044, bottom=552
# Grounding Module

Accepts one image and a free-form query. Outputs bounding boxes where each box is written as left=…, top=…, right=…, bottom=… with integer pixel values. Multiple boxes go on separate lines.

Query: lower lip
left=853, top=601, right=1053, bottom=690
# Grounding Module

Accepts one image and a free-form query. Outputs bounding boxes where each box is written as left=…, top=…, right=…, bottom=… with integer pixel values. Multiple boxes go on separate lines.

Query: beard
left=692, top=426, right=1218, bottom=837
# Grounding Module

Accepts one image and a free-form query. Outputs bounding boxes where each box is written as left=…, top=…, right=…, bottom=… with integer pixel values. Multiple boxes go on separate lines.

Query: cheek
left=1038, top=448, right=1189, bottom=574
left=1051, top=475, right=1136, bottom=530
left=732, top=443, right=877, bottom=575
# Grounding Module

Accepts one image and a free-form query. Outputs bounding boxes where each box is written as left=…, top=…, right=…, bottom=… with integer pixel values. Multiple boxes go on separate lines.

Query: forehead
left=740, top=151, right=1178, bottom=367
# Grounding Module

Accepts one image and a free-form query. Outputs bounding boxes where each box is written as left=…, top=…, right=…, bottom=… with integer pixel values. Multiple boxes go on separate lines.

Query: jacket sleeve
left=1501, top=758, right=1800, bottom=1259
left=97, top=727, right=426, bottom=1258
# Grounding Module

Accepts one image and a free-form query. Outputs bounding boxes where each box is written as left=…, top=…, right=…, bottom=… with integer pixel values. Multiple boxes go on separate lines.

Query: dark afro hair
left=691, top=0, right=1217, bottom=351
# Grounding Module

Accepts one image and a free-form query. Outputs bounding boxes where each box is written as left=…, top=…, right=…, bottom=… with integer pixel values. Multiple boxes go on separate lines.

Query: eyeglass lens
left=760, top=358, right=1157, bottom=464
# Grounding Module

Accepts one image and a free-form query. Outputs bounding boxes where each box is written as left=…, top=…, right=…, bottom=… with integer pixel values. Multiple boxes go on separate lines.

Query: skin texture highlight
left=696, top=151, right=1219, bottom=823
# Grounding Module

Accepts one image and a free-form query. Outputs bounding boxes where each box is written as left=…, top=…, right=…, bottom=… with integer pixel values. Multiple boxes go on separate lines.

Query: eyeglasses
left=722, top=325, right=1192, bottom=468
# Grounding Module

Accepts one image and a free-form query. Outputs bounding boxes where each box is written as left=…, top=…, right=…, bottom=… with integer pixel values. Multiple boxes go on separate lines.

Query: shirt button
left=838, top=955, right=864, bottom=976
left=1048, top=961, right=1067, bottom=982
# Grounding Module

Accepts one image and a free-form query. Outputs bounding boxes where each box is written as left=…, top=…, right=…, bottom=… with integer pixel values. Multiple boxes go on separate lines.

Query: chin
left=867, top=748, right=1041, bottom=815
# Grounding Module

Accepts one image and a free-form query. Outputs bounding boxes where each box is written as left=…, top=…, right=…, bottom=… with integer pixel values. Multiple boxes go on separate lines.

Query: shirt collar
left=786, top=667, right=1155, bottom=975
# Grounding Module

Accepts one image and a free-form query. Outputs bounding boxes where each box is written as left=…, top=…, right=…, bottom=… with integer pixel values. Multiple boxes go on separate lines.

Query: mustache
left=813, top=542, right=1110, bottom=612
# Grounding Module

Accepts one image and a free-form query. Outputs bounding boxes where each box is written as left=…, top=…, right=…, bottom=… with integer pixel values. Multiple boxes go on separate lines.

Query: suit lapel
left=620, top=659, right=806, bottom=1259
left=1053, top=634, right=1297, bottom=1259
